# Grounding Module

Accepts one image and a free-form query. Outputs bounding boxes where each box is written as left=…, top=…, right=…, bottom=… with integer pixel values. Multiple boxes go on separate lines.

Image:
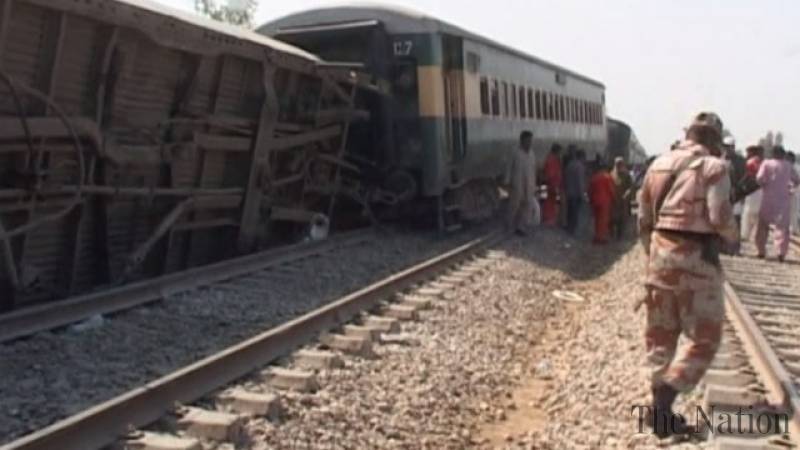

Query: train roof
left=112, top=0, right=320, bottom=62
left=259, top=2, right=605, bottom=89
left=607, top=117, right=632, bottom=131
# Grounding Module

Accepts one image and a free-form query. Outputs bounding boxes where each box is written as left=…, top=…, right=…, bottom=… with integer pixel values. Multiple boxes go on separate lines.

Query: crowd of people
left=735, top=144, right=800, bottom=260
left=506, top=132, right=639, bottom=244
left=506, top=129, right=800, bottom=252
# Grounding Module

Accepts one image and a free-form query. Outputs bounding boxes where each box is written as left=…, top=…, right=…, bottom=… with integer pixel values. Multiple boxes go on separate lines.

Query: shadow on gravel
left=502, top=226, right=639, bottom=281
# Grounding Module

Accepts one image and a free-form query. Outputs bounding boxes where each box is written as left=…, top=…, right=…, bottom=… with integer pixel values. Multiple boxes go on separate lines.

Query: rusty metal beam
left=123, top=198, right=194, bottom=278
left=94, top=26, right=119, bottom=124
left=271, top=125, right=341, bottom=152
left=236, top=63, right=278, bottom=253
left=321, top=76, right=351, bottom=105
left=180, top=54, right=227, bottom=269
left=172, top=218, right=236, bottom=232
left=89, top=24, right=120, bottom=287
left=326, top=84, right=358, bottom=219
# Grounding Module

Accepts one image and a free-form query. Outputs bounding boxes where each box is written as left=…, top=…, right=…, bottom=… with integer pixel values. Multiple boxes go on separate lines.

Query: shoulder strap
left=654, top=156, right=699, bottom=217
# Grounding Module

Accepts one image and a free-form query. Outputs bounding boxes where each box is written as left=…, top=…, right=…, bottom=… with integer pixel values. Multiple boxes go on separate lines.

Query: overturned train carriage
left=0, top=0, right=381, bottom=309
left=261, top=5, right=608, bottom=224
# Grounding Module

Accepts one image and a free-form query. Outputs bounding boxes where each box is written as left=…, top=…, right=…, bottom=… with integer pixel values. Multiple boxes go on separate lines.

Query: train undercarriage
left=0, top=0, right=390, bottom=310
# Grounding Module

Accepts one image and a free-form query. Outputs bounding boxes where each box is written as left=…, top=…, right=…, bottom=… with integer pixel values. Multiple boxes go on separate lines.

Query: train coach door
left=442, top=35, right=466, bottom=164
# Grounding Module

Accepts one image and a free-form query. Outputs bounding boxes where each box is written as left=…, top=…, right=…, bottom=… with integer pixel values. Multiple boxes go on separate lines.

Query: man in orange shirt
left=542, top=144, right=563, bottom=225
left=589, top=161, right=615, bottom=244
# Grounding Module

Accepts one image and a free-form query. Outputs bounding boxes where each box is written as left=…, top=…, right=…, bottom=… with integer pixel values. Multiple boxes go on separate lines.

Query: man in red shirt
left=542, top=144, right=563, bottom=225
left=589, top=161, right=615, bottom=244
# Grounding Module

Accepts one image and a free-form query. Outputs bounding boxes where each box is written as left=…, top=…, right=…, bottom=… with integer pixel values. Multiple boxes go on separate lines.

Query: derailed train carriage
left=260, top=4, right=608, bottom=227
left=0, top=0, right=383, bottom=309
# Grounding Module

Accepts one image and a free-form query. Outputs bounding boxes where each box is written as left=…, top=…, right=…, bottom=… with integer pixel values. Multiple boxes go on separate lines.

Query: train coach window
left=511, top=84, right=518, bottom=118
left=527, top=88, right=534, bottom=119
left=542, top=91, right=549, bottom=121
left=579, top=100, right=586, bottom=123
left=491, top=79, right=500, bottom=116
left=552, top=94, right=559, bottom=121
left=556, top=95, right=564, bottom=122
left=554, top=95, right=560, bottom=121
left=519, top=87, right=526, bottom=118
left=566, top=98, right=573, bottom=122
left=537, top=90, right=543, bottom=120
left=570, top=98, right=577, bottom=122
left=480, top=77, right=490, bottom=115
left=574, top=99, right=579, bottom=122
left=502, top=82, right=509, bottom=117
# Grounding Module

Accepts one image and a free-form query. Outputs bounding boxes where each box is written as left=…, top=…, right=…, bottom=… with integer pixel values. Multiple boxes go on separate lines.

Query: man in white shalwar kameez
left=507, top=130, right=538, bottom=235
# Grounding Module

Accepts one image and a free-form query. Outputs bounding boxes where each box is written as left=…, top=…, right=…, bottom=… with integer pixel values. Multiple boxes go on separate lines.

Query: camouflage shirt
left=638, top=140, right=738, bottom=290
left=638, top=141, right=738, bottom=243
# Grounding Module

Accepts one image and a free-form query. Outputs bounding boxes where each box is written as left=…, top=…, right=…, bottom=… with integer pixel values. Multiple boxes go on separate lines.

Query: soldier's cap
left=687, top=112, right=723, bottom=138
left=614, top=156, right=625, bottom=165
left=723, top=136, right=736, bottom=146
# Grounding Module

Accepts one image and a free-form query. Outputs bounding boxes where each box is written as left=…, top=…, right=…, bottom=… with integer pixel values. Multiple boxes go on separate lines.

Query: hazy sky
left=157, top=0, right=798, bottom=154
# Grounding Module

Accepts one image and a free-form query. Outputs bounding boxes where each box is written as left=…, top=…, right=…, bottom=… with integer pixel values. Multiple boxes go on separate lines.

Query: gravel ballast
left=236, top=228, right=638, bottom=449
left=510, top=240, right=711, bottom=450
left=0, top=227, right=485, bottom=445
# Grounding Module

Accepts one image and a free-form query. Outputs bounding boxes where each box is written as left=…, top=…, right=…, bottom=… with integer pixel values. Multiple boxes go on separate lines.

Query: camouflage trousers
left=644, top=286, right=724, bottom=392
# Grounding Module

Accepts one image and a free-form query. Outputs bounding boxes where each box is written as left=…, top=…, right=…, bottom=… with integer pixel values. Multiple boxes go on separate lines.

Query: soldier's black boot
left=647, top=384, right=690, bottom=438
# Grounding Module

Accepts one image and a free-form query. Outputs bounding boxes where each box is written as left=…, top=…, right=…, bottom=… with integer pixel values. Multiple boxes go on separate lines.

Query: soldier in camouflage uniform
left=637, top=112, right=739, bottom=437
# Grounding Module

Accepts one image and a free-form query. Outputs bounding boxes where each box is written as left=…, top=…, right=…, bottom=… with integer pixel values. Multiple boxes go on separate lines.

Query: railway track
left=703, top=239, right=800, bottom=447
left=0, top=231, right=374, bottom=344
left=1, top=229, right=504, bottom=450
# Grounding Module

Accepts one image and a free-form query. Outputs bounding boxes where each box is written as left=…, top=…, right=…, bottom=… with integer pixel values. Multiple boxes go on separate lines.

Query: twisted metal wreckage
left=0, top=0, right=388, bottom=309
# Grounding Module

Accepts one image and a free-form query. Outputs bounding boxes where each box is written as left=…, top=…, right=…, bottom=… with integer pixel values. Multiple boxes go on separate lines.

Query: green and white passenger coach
left=260, top=4, right=608, bottom=223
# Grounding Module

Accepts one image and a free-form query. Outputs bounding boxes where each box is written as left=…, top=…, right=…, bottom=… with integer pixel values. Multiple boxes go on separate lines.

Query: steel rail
left=723, top=281, right=800, bottom=438
left=1, top=229, right=504, bottom=450
left=0, top=230, right=373, bottom=344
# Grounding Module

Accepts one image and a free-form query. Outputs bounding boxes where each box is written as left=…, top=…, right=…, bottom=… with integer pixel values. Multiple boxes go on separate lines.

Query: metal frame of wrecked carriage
left=0, top=0, right=384, bottom=309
